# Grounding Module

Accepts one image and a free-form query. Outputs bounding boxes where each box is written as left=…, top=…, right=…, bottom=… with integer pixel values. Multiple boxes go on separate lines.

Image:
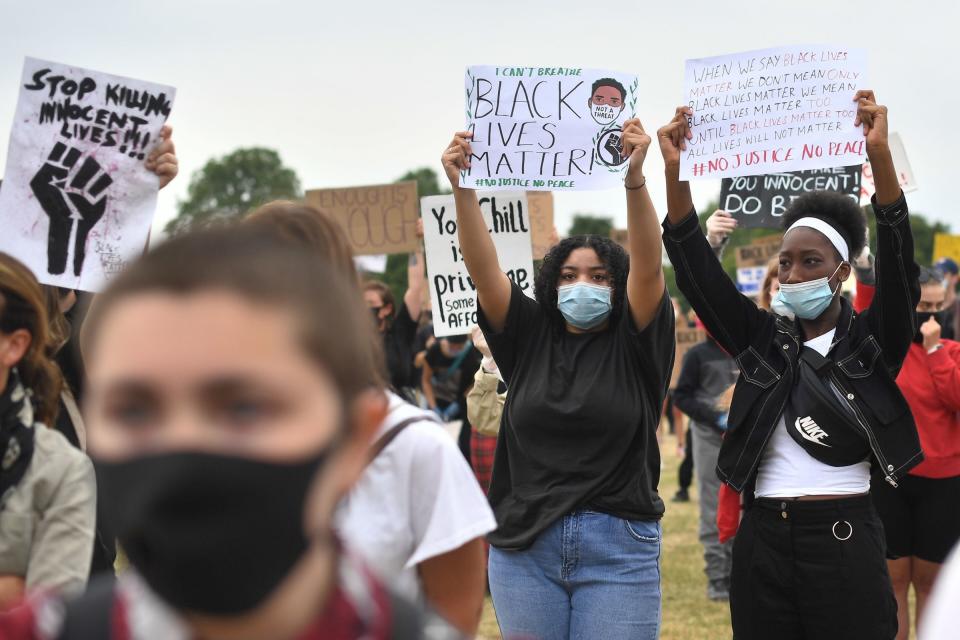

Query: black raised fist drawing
left=30, top=142, right=113, bottom=276
left=603, top=132, right=625, bottom=166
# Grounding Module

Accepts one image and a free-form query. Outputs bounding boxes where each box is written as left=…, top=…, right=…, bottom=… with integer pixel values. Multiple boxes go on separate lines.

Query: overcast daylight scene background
left=1, top=0, right=956, bottom=244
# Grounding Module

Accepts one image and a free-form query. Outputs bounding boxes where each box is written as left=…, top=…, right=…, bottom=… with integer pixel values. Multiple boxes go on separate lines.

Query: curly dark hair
left=534, top=235, right=629, bottom=331
left=781, top=192, right=867, bottom=260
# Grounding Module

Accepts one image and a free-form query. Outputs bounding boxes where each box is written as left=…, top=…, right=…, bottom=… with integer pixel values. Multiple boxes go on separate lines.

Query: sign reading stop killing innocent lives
left=459, top=66, right=639, bottom=191
left=0, top=58, right=175, bottom=291
left=680, top=45, right=867, bottom=181
left=421, top=192, right=534, bottom=337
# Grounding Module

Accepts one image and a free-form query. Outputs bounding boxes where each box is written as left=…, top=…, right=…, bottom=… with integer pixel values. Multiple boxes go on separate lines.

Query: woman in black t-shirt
left=440, top=120, right=675, bottom=640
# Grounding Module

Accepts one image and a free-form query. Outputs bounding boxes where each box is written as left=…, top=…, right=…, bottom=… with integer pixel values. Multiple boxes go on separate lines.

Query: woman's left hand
left=145, top=124, right=178, bottom=189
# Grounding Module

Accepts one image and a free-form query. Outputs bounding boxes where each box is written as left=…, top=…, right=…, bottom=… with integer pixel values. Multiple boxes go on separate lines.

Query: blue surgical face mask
left=557, top=282, right=612, bottom=330
left=771, top=263, right=844, bottom=320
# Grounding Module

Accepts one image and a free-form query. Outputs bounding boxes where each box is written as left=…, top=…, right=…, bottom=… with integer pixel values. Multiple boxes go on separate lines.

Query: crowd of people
left=0, top=89, right=957, bottom=640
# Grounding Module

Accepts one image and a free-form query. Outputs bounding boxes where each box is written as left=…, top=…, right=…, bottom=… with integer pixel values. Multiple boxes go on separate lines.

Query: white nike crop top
left=754, top=329, right=871, bottom=498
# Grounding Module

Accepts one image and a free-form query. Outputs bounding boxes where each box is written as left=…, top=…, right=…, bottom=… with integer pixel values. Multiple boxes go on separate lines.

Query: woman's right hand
left=657, top=107, right=693, bottom=169
left=441, top=131, right=474, bottom=188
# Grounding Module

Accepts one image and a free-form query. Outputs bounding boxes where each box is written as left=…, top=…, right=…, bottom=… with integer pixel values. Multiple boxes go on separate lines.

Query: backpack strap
left=366, top=417, right=423, bottom=465
left=57, top=576, right=116, bottom=640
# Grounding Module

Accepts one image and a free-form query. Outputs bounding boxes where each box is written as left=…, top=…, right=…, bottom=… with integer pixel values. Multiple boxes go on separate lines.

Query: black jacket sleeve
left=662, top=209, right=773, bottom=358
left=862, top=193, right=921, bottom=376
left=672, top=345, right=722, bottom=427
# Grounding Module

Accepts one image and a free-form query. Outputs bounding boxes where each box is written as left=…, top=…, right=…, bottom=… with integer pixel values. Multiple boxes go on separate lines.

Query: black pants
left=730, top=494, right=897, bottom=640
left=678, top=428, right=693, bottom=491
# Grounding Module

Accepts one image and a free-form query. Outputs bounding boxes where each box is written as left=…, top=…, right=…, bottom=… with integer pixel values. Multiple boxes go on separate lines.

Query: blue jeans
left=488, top=510, right=662, bottom=640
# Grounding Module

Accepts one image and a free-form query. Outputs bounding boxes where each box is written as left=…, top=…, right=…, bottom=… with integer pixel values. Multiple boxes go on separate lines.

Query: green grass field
left=475, top=433, right=919, bottom=640
left=477, top=437, right=732, bottom=640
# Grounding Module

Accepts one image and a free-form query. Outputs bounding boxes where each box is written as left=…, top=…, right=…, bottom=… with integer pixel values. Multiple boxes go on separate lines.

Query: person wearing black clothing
left=658, top=92, right=921, bottom=639
left=673, top=335, right=739, bottom=600
left=364, top=227, right=426, bottom=395
left=421, top=334, right=481, bottom=460
left=441, top=116, right=674, bottom=640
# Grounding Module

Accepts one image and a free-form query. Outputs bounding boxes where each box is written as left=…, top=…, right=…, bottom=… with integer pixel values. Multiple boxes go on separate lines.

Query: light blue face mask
left=771, top=263, right=844, bottom=320
left=557, top=282, right=612, bottom=330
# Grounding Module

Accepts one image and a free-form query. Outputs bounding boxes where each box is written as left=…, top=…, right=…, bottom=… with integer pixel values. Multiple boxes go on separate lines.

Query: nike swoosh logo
left=795, top=417, right=831, bottom=447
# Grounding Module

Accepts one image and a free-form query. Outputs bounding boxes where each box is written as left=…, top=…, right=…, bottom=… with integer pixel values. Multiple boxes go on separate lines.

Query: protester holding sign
left=364, top=223, right=426, bottom=397
left=442, top=114, right=674, bottom=639
left=660, top=91, right=921, bottom=639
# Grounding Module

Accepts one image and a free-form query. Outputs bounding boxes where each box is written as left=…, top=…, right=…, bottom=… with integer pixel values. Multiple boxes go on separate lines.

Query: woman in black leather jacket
left=657, top=91, right=921, bottom=640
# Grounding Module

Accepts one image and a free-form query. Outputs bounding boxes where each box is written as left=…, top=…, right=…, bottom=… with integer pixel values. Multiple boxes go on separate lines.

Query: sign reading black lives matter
left=459, top=66, right=639, bottom=191
left=719, top=165, right=861, bottom=229
left=0, top=58, right=175, bottom=291
left=421, top=192, right=534, bottom=337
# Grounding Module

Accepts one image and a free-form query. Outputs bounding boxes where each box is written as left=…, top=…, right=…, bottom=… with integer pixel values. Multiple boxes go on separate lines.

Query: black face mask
left=96, top=448, right=335, bottom=615
left=914, top=311, right=946, bottom=344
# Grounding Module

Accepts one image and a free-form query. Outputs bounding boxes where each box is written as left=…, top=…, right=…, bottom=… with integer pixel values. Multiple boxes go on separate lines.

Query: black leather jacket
left=662, top=193, right=923, bottom=493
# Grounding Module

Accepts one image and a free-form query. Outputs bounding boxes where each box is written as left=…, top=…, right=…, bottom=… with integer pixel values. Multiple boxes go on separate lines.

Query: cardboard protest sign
left=933, top=234, right=960, bottom=265
left=671, top=327, right=707, bottom=388
left=735, top=234, right=783, bottom=269
left=860, top=132, right=917, bottom=203
left=421, top=192, right=534, bottom=337
left=527, top=191, right=555, bottom=259
left=460, top=66, right=639, bottom=191
left=681, top=45, right=867, bottom=181
left=0, top=58, right=175, bottom=291
left=304, top=182, right=419, bottom=256
left=720, top=165, right=861, bottom=229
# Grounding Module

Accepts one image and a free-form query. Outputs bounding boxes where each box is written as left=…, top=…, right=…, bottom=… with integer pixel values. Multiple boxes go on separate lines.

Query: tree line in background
left=165, top=147, right=949, bottom=307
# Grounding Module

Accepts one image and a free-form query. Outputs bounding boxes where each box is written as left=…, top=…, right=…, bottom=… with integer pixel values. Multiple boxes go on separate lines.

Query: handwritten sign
left=421, top=192, right=534, bottom=337
left=304, top=182, right=419, bottom=256
left=0, top=58, right=175, bottom=291
left=860, top=132, right=917, bottom=203
left=527, top=191, right=555, bottom=259
left=460, top=66, right=639, bottom=191
left=736, top=266, right=768, bottom=296
left=672, top=327, right=707, bottom=388
left=681, top=45, right=867, bottom=180
left=720, top=165, right=861, bottom=229
left=735, top=234, right=783, bottom=269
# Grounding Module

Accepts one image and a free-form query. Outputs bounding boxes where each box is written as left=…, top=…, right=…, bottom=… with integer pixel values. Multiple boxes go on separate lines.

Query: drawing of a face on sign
left=588, top=78, right=626, bottom=126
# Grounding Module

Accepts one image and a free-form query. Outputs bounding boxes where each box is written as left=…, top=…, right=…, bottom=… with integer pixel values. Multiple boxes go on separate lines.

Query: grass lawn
left=477, top=434, right=732, bottom=640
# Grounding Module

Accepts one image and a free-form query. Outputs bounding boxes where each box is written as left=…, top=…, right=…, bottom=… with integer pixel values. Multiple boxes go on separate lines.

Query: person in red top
left=857, top=264, right=960, bottom=640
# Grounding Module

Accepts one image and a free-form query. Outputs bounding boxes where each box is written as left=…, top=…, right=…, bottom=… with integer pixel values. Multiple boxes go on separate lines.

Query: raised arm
left=657, top=108, right=770, bottom=356
left=403, top=220, right=426, bottom=319
left=856, top=91, right=921, bottom=372
left=621, top=119, right=666, bottom=330
left=441, top=132, right=512, bottom=332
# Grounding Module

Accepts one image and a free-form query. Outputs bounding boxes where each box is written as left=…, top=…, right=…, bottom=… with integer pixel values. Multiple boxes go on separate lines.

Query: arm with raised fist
left=621, top=118, right=667, bottom=330
left=440, top=132, right=512, bottom=332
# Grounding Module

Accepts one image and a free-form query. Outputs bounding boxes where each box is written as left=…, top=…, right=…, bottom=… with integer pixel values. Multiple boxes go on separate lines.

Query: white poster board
left=860, top=132, right=917, bottom=203
left=681, top=45, right=867, bottom=180
left=421, top=192, right=535, bottom=337
left=460, top=66, right=639, bottom=191
left=0, top=58, right=175, bottom=291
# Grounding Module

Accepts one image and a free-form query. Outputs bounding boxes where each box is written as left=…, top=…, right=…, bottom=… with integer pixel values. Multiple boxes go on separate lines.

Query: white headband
left=785, top=217, right=849, bottom=262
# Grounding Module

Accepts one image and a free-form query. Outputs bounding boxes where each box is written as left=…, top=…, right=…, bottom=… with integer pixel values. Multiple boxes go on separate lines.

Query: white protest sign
left=460, top=66, right=639, bottom=191
left=354, top=254, right=388, bottom=273
left=0, top=58, right=175, bottom=291
left=736, top=266, right=767, bottom=297
left=421, top=192, right=534, bottom=337
left=860, top=132, right=917, bottom=203
left=681, top=45, right=867, bottom=180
